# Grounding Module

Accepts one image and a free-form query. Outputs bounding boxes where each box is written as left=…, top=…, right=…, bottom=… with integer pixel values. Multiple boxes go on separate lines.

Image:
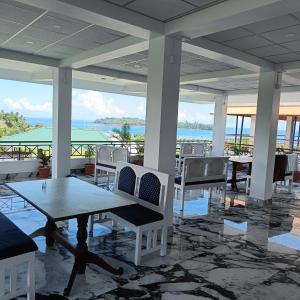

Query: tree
left=112, top=123, right=131, bottom=141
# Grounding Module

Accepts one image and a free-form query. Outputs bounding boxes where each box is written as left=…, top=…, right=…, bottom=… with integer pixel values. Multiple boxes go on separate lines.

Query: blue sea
left=27, top=117, right=286, bottom=141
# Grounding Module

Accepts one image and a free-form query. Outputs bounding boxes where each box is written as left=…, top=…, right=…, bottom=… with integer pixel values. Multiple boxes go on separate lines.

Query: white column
left=250, top=71, right=282, bottom=200
left=212, top=96, right=228, bottom=156
left=52, top=67, right=72, bottom=178
left=144, top=34, right=182, bottom=225
left=285, top=116, right=294, bottom=149
left=249, top=115, right=256, bottom=145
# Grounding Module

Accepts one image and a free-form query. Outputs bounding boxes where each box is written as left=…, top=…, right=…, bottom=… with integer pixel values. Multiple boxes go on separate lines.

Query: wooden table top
left=6, top=177, right=135, bottom=221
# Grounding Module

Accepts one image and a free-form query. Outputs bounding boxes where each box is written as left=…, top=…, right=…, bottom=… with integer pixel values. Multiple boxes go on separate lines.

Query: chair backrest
left=180, top=143, right=207, bottom=157
left=180, top=143, right=193, bottom=155
left=286, top=153, right=298, bottom=173
left=273, top=154, right=288, bottom=182
left=112, top=148, right=128, bottom=164
left=95, top=145, right=115, bottom=164
left=114, top=162, right=170, bottom=215
left=182, top=156, right=229, bottom=184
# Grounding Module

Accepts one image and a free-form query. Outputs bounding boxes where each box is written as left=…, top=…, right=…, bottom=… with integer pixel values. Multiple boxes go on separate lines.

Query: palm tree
left=112, top=123, right=131, bottom=142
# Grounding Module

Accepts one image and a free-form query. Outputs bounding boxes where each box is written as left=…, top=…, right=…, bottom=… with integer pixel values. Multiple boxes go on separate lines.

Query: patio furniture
left=229, top=156, right=253, bottom=192
left=246, top=154, right=292, bottom=194
left=175, top=156, right=229, bottom=212
left=107, top=162, right=170, bottom=265
left=176, top=143, right=208, bottom=173
left=94, top=145, right=128, bottom=186
left=0, top=212, right=37, bottom=300
left=6, top=178, right=135, bottom=296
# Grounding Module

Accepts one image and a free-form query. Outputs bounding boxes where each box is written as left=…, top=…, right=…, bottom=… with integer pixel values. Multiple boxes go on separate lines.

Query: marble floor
left=1, top=176, right=300, bottom=299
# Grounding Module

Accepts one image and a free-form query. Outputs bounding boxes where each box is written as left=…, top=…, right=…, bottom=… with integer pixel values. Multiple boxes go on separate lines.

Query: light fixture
left=26, top=41, right=34, bottom=44
left=286, top=33, right=296, bottom=38
left=53, top=25, right=62, bottom=29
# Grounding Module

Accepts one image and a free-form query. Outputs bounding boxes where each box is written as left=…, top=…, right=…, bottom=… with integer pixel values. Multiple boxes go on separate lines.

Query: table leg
left=76, top=215, right=88, bottom=274
left=45, top=219, right=57, bottom=246
left=231, top=161, right=238, bottom=192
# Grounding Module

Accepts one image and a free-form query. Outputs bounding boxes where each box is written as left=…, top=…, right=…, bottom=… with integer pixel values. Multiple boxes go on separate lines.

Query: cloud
left=137, top=102, right=146, bottom=115
left=76, top=91, right=124, bottom=118
left=2, top=97, right=51, bottom=114
left=178, top=110, right=187, bottom=122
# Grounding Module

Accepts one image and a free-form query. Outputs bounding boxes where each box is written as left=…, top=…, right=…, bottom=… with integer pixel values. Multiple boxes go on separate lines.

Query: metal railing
left=0, top=139, right=214, bottom=161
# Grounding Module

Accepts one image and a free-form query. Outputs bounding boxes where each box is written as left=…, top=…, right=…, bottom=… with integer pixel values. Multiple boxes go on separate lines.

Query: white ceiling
left=205, top=14, right=300, bottom=63
left=103, top=0, right=228, bottom=22
left=1, top=0, right=300, bottom=97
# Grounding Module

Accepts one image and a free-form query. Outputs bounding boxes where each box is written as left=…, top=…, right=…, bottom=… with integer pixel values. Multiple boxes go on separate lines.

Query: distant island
left=94, top=117, right=213, bottom=130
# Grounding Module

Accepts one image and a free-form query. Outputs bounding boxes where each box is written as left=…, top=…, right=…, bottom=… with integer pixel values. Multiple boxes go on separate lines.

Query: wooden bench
left=0, top=212, right=37, bottom=300
left=106, top=162, right=170, bottom=265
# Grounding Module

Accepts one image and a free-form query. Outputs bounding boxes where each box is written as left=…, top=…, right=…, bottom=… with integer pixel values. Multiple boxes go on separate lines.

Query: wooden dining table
left=6, top=177, right=135, bottom=296
left=229, top=156, right=253, bottom=192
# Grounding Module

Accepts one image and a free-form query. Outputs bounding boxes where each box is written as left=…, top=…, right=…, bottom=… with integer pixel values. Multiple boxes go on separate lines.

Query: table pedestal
left=31, top=216, right=123, bottom=296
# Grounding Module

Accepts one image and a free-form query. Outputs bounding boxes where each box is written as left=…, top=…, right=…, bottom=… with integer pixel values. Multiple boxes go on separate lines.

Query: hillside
left=94, top=117, right=212, bottom=130
left=0, top=111, right=36, bottom=137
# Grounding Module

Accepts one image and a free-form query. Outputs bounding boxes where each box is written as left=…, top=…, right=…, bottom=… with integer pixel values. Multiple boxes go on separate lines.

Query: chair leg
left=288, top=179, right=292, bottom=193
left=160, top=226, right=168, bottom=257
left=94, top=168, right=98, bottom=184
left=27, top=254, right=35, bottom=300
left=134, top=228, right=142, bottom=266
left=89, top=215, right=94, bottom=237
left=179, top=189, right=185, bottom=212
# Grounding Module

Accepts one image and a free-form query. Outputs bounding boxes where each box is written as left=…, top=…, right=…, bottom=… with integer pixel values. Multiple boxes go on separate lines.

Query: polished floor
left=1, top=177, right=300, bottom=299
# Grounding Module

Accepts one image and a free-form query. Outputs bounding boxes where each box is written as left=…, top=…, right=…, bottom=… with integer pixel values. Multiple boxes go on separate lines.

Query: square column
left=249, top=115, right=256, bottom=145
left=212, top=96, right=227, bottom=156
left=250, top=71, right=282, bottom=200
left=285, top=116, right=295, bottom=149
left=52, top=67, right=72, bottom=178
left=144, top=35, right=182, bottom=225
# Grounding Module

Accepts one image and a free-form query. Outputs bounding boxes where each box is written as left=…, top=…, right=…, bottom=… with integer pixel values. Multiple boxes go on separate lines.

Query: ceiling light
left=26, top=41, right=34, bottom=44
left=53, top=25, right=62, bottom=29
left=286, top=33, right=296, bottom=38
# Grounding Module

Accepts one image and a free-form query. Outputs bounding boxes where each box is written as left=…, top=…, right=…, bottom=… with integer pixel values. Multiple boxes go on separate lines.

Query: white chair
left=90, top=147, right=128, bottom=235
left=106, top=162, right=170, bottom=265
left=0, top=213, right=37, bottom=300
left=175, top=156, right=229, bottom=212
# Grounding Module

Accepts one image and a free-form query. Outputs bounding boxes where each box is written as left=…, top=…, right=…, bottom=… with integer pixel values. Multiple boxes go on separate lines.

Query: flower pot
left=132, top=159, right=144, bottom=166
left=39, top=167, right=50, bottom=178
left=85, top=163, right=95, bottom=176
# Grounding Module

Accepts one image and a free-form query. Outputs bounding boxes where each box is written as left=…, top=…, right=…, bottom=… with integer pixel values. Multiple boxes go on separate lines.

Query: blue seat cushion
left=111, top=204, right=163, bottom=226
left=175, top=176, right=225, bottom=186
left=0, top=212, right=38, bottom=260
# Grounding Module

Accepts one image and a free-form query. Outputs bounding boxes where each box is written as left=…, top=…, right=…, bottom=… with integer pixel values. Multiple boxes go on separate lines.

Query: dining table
left=229, top=156, right=253, bottom=192
left=6, top=177, right=135, bottom=296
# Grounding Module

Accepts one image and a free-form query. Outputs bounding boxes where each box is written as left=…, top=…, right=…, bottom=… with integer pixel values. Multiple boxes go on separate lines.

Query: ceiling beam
left=227, top=85, right=300, bottom=95
left=61, top=36, right=148, bottom=68
left=0, top=49, right=59, bottom=67
left=182, top=38, right=274, bottom=72
left=180, top=68, right=256, bottom=84
left=18, top=0, right=163, bottom=39
left=166, top=0, right=300, bottom=39
left=181, top=84, right=225, bottom=95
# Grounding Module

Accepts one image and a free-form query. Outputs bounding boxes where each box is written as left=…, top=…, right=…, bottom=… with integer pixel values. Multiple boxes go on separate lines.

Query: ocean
left=27, top=117, right=286, bottom=141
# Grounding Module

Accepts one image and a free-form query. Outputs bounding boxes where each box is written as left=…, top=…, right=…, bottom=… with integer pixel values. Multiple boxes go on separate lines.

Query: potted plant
left=85, top=145, right=95, bottom=175
left=132, top=143, right=144, bottom=166
left=37, top=148, right=51, bottom=178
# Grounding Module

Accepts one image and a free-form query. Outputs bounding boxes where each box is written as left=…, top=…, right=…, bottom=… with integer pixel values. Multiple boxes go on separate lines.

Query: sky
left=0, top=78, right=286, bottom=130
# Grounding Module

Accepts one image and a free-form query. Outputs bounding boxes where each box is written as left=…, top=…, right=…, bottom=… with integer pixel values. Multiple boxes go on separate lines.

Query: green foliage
left=112, top=123, right=131, bottom=141
left=95, top=117, right=145, bottom=126
left=177, top=121, right=213, bottom=130
left=37, top=148, right=51, bottom=167
left=0, top=111, right=33, bottom=137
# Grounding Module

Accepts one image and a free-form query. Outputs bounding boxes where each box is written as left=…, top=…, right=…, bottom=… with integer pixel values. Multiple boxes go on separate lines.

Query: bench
left=106, top=162, right=170, bottom=265
left=0, top=212, right=37, bottom=300
left=175, top=156, right=229, bottom=212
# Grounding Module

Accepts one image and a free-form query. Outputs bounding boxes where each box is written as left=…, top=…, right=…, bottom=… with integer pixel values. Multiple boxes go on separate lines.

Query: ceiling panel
left=0, top=19, right=24, bottom=35
left=184, top=0, right=225, bottom=8
left=246, top=45, right=290, bottom=58
left=3, top=35, right=51, bottom=52
left=206, top=27, right=252, bottom=43
left=32, top=12, right=90, bottom=36
left=243, top=15, right=299, bottom=34
left=105, top=0, right=134, bottom=5
left=0, top=0, right=44, bottom=25
left=261, top=24, right=300, bottom=44
left=20, top=27, right=67, bottom=43
left=265, top=52, right=300, bottom=63
left=280, top=40, right=300, bottom=52
left=126, top=0, right=196, bottom=21
left=39, top=44, right=85, bottom=59
left=224, top=35, right=272, bottom=51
